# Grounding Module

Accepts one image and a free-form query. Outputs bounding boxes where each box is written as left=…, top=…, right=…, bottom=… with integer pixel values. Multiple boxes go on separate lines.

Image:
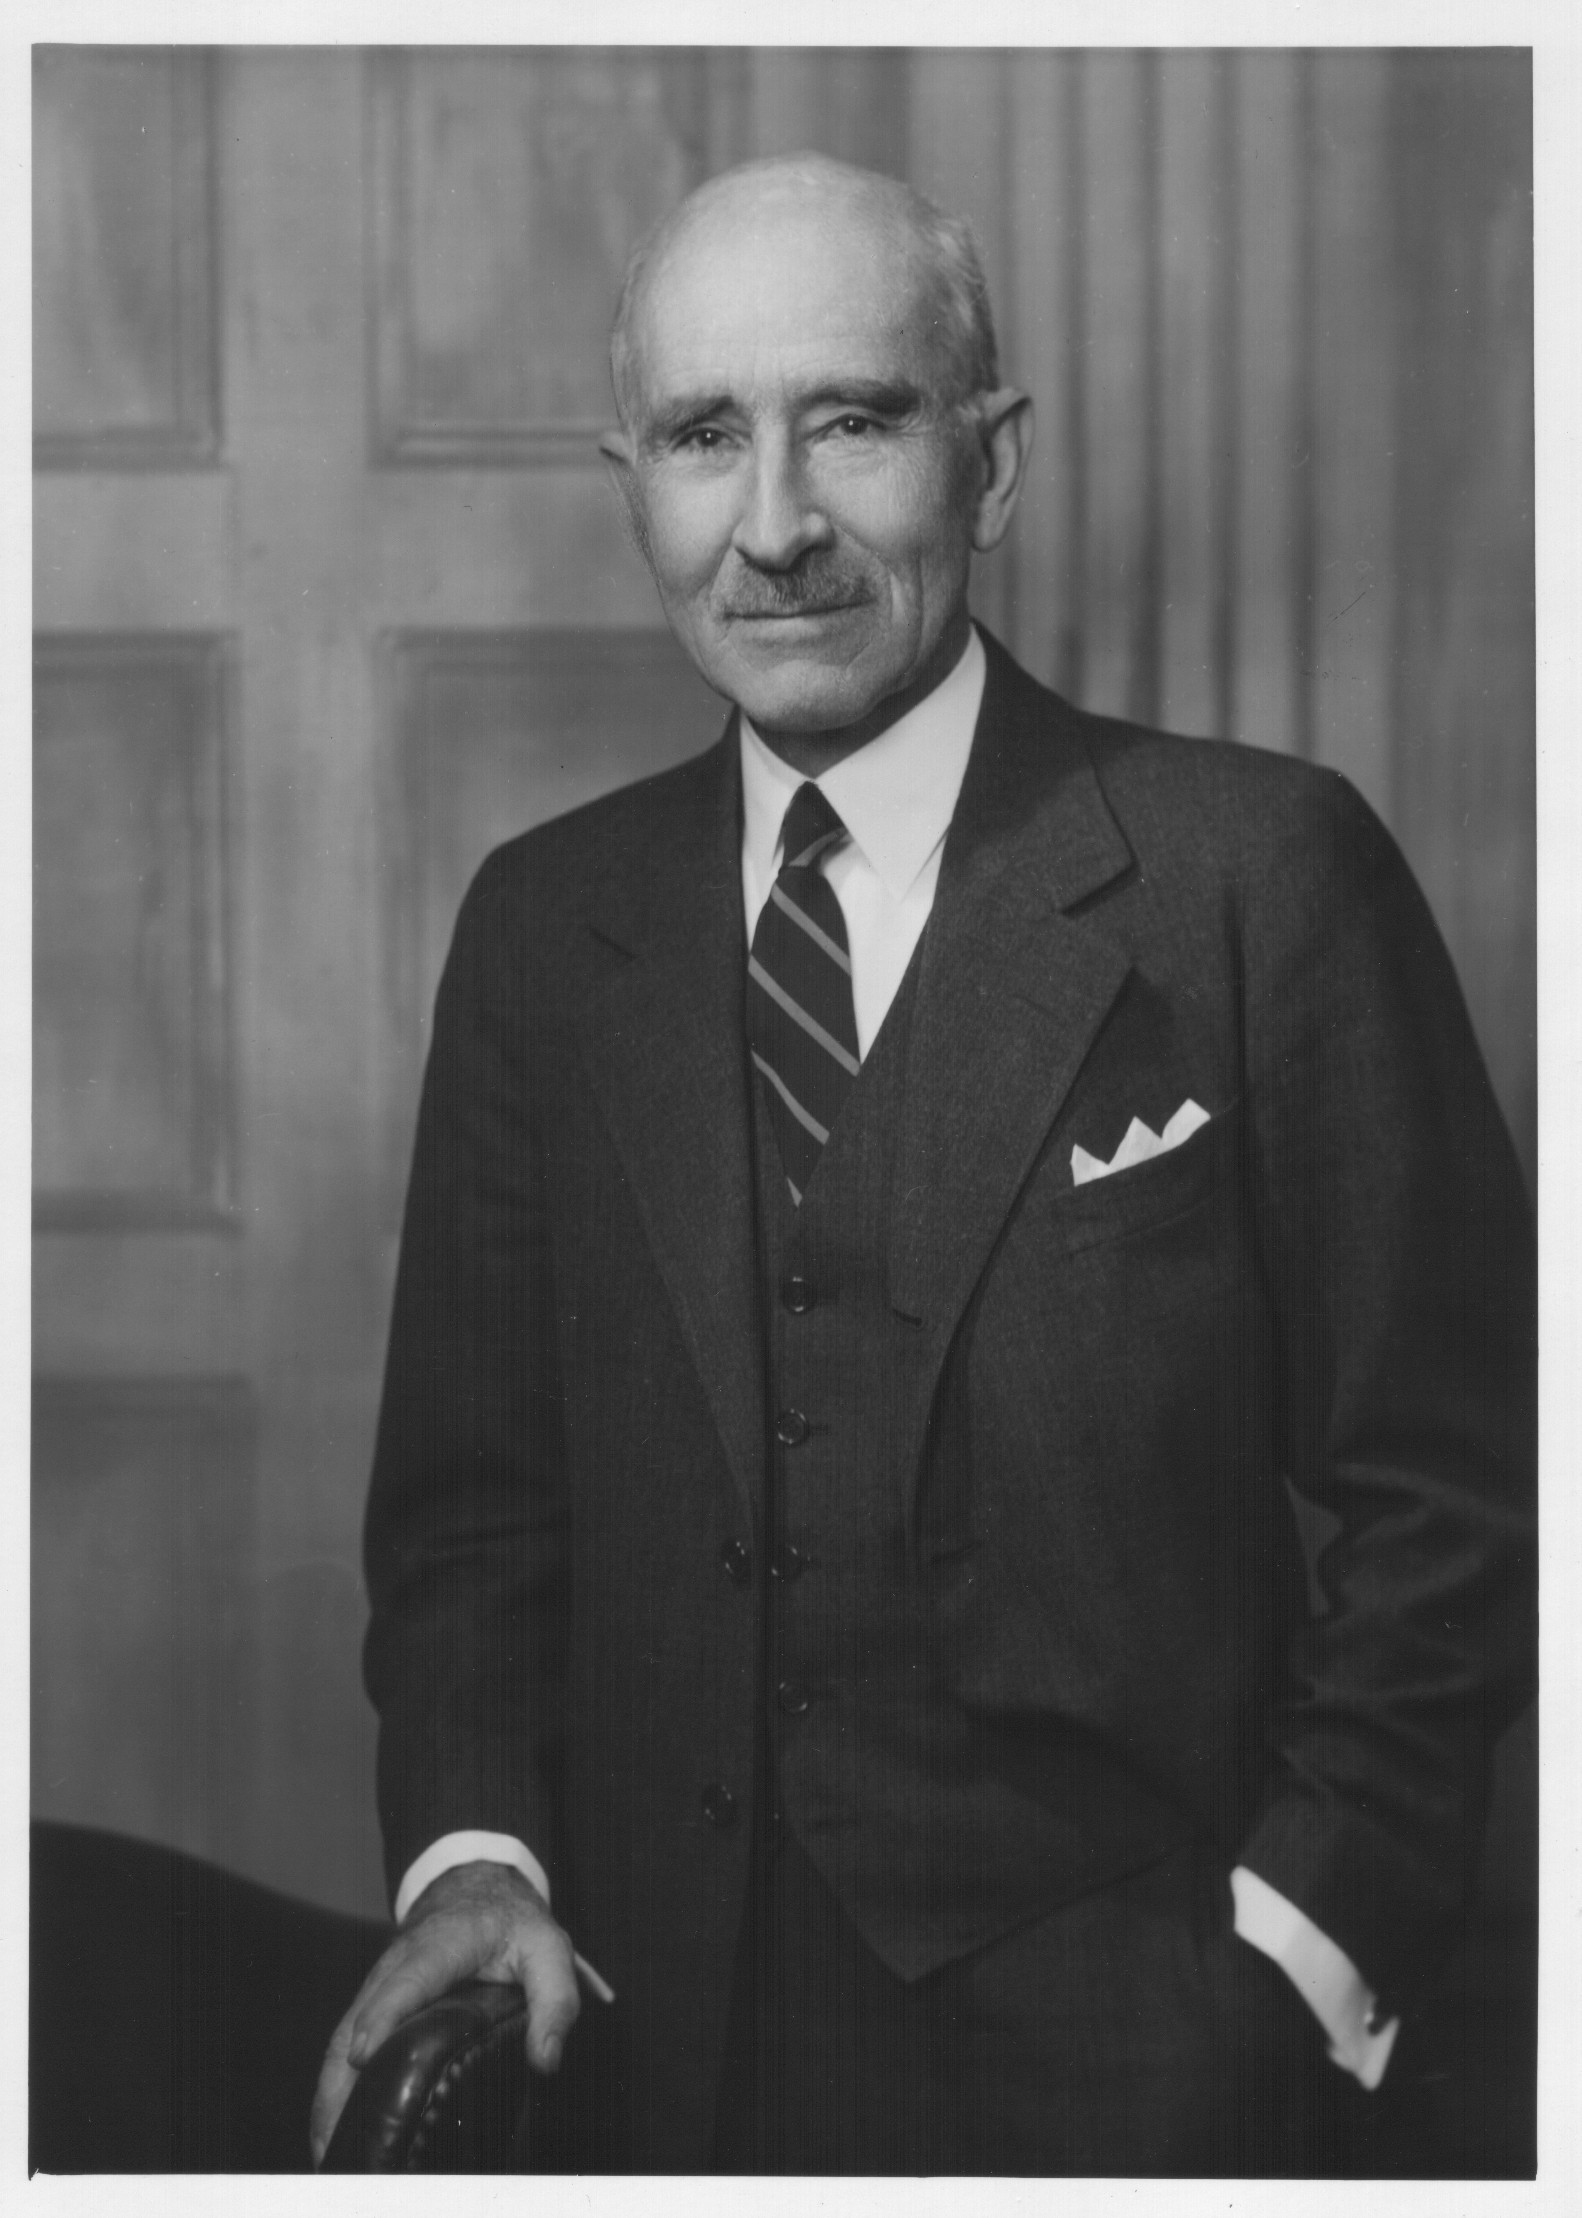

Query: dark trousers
left=710, top=1826, right=1433, bottom=2176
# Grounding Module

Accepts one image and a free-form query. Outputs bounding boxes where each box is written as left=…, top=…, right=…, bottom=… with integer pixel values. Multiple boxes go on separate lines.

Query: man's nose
left=731, top=441, right=833, bottom=570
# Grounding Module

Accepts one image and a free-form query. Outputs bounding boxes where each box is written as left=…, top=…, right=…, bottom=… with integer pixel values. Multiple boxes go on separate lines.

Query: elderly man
left=312, top=155, right=1533, bottom=2174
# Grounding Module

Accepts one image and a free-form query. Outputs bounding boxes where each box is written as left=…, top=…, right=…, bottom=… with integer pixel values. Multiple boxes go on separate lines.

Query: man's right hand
left=309, top=1859, right=581, bottom=2168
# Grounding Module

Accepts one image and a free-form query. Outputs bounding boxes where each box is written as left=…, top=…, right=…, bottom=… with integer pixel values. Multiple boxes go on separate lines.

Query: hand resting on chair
left=310, top=1860, right=580, bottom=2168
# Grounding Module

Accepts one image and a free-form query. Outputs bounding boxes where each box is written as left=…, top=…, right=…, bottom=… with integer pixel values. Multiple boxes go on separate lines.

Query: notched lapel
left=570, top=738, right=766, bottom=1521
left=889, top=644, right=1134, bottom=1439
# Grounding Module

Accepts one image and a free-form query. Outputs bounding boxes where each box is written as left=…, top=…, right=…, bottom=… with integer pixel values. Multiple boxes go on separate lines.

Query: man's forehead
left=658, top=187, right=917, bottom=310
left=663, top=162, right=916, bottom=270
left=631, top=188, right=941, bottom=409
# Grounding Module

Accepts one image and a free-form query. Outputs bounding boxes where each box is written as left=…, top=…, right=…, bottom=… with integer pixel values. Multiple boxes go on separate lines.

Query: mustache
left=721, top=564, right=871, bottom=618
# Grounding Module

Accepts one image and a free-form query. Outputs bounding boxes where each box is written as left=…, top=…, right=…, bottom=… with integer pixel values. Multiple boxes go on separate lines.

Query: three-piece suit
left=363, top=630, right=1534, bottom=2169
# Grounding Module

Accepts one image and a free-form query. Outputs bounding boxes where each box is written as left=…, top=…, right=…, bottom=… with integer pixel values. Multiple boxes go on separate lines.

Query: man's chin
left=704, top=634, right=893, bottom=738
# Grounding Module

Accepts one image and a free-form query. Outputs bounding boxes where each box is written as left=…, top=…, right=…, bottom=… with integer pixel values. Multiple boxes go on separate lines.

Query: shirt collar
left=739, top=624, right=986, bottom=904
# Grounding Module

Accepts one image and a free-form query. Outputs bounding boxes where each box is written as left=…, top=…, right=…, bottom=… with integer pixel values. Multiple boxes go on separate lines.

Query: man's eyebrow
left=641, top=394, right=738, bottom=448
left=799, top=380, right=927, bottom=418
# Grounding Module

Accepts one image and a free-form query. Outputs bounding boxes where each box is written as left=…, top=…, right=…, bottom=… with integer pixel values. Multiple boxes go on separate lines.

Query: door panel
left=368, top=48, right=706, bottom=461
left=33, top=47, right=218, bottom=466
left=34, top=635, right=233, bottom=1228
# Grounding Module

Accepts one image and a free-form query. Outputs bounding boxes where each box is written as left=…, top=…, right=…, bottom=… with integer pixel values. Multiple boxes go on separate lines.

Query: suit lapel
left=889, top=640, right=1134, bottom=1456
left=571, top=733, right=766, bottom=1522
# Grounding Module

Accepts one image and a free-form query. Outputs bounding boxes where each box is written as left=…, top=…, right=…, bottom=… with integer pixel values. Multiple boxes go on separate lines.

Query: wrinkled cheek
left=637, top=484, right=734, bottom=595
left=648, top=562, right=728, bottom=655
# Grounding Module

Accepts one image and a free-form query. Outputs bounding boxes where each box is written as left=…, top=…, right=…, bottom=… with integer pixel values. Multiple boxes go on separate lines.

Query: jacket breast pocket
left=923, top=1101, right=1255, bottom=1573
left=1045, top=1098, right=1242, bottom=1258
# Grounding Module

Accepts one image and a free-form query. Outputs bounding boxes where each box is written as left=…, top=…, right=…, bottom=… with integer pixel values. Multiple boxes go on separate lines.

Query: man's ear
left=969, top=389, right=1034, bottom=554
left=599, top=427, right=652, bottom=565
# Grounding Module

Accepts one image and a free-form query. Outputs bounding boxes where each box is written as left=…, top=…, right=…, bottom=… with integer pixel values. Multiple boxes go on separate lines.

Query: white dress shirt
left=399, top=621, right=1397, bottom=2088
left=740, top=623, right=987, bottom=1053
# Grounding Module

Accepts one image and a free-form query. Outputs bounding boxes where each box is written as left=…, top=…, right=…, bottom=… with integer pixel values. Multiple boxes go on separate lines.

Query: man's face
left=608, top=189, right=983, bottom=738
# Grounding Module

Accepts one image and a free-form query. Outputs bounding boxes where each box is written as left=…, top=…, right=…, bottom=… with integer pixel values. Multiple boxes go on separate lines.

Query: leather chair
left=28, top=1820, right=527, bottom=2173
left=319, top=1979, right=530, bottom=2171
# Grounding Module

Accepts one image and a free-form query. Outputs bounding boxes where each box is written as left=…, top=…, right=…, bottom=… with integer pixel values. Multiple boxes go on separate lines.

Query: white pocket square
left=1070, top=1098, right=1211, bottom=1188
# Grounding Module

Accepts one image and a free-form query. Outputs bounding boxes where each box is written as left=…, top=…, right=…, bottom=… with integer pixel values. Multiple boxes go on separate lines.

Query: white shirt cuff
left=393, top=1831, right=551, bottom=1926
left=1230, top=1864, right=1399, bottom=2089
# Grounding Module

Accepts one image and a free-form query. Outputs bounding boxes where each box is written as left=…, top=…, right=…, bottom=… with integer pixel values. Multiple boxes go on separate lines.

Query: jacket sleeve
left=362, top=849, right=570, bottom=1912
left=1234, top=767, right=1535, bottom=2009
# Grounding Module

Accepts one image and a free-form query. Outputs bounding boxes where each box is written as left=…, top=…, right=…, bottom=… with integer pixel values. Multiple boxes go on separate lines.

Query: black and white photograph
left=22, top=6, right=1562, bottom=2192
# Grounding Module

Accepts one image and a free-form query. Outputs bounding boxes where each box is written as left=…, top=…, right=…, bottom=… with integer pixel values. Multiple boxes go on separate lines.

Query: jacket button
left=720, top=1538, right=752, bottom=1586
left=777, top=1680, right=811, bottom=1715
left=702, top=1783, right=738, bottom=1828
left=770, top=1543, right=806, bottom=1582
left=775, top=1409, right=810, bottom=1448
left=780, top=1273, right=816, bottom=1314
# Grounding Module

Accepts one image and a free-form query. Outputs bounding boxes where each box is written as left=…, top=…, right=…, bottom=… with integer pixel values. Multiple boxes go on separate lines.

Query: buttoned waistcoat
left=363, top=630, right=1535, bottom=2168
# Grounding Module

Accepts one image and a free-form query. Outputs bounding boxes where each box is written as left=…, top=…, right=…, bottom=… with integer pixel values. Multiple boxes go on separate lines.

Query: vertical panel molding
left=1306, top=50, right=1399, bottom=822
left=1155, top=49, right=1235, bottom=739
left=1004, top=50, right=1082, bottom=694
left=1074, top=50, right=1156, bottom=724
left=1229, top=49, right=1308, bottom=758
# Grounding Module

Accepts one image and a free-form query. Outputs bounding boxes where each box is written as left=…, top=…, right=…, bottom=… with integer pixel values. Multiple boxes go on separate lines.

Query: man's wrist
left=394, top=1831, right=551, bottom=1925
left=1230, top=1864, right=1399, bottom=2089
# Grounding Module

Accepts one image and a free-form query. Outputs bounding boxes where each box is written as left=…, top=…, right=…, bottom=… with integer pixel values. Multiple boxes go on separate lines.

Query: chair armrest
left=320, top=1980, right=528, bottom=2172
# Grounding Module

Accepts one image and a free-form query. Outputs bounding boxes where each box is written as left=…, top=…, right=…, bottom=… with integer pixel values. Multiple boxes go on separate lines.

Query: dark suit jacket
left=363, top=631, right=1534, bottom=2164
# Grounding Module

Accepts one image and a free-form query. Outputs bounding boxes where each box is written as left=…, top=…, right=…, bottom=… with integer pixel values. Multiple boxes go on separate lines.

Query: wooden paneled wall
left=33, top=48, right=1534, bottom=1917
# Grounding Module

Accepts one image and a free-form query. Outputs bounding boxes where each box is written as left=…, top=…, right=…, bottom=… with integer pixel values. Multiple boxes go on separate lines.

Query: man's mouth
left=723, top=595, right=867, bottom=622
left=731, top=605, right=852, bottom=619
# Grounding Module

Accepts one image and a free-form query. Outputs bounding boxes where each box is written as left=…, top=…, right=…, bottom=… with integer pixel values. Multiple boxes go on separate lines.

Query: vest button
left=701, top=1782, right=738, bottom=1828
left=770, top=1543, right=806, bottom=1582
left=720, top=1538, right=752, bottom=1586
left=780, top=1273, right=816, bottom=1314
left=775, top=1409, right=810, bottom=1448
left=777, top=1680, right=811, bottom=1715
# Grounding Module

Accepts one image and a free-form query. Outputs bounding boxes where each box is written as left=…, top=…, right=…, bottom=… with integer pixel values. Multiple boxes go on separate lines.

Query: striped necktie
left=747, top=782, right=860, bottom=1204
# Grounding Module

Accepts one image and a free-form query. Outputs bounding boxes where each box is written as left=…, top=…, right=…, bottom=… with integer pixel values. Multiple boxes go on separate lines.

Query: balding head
left=610, top=154, right=999, bottom=434
left=597, top=151, right=1032, bottom=765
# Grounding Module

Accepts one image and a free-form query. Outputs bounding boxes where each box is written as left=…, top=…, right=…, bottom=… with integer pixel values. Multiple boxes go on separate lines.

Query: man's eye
left=827, top=414, right=875, bottom=439
left=676, top=425, right=728, bottom=453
